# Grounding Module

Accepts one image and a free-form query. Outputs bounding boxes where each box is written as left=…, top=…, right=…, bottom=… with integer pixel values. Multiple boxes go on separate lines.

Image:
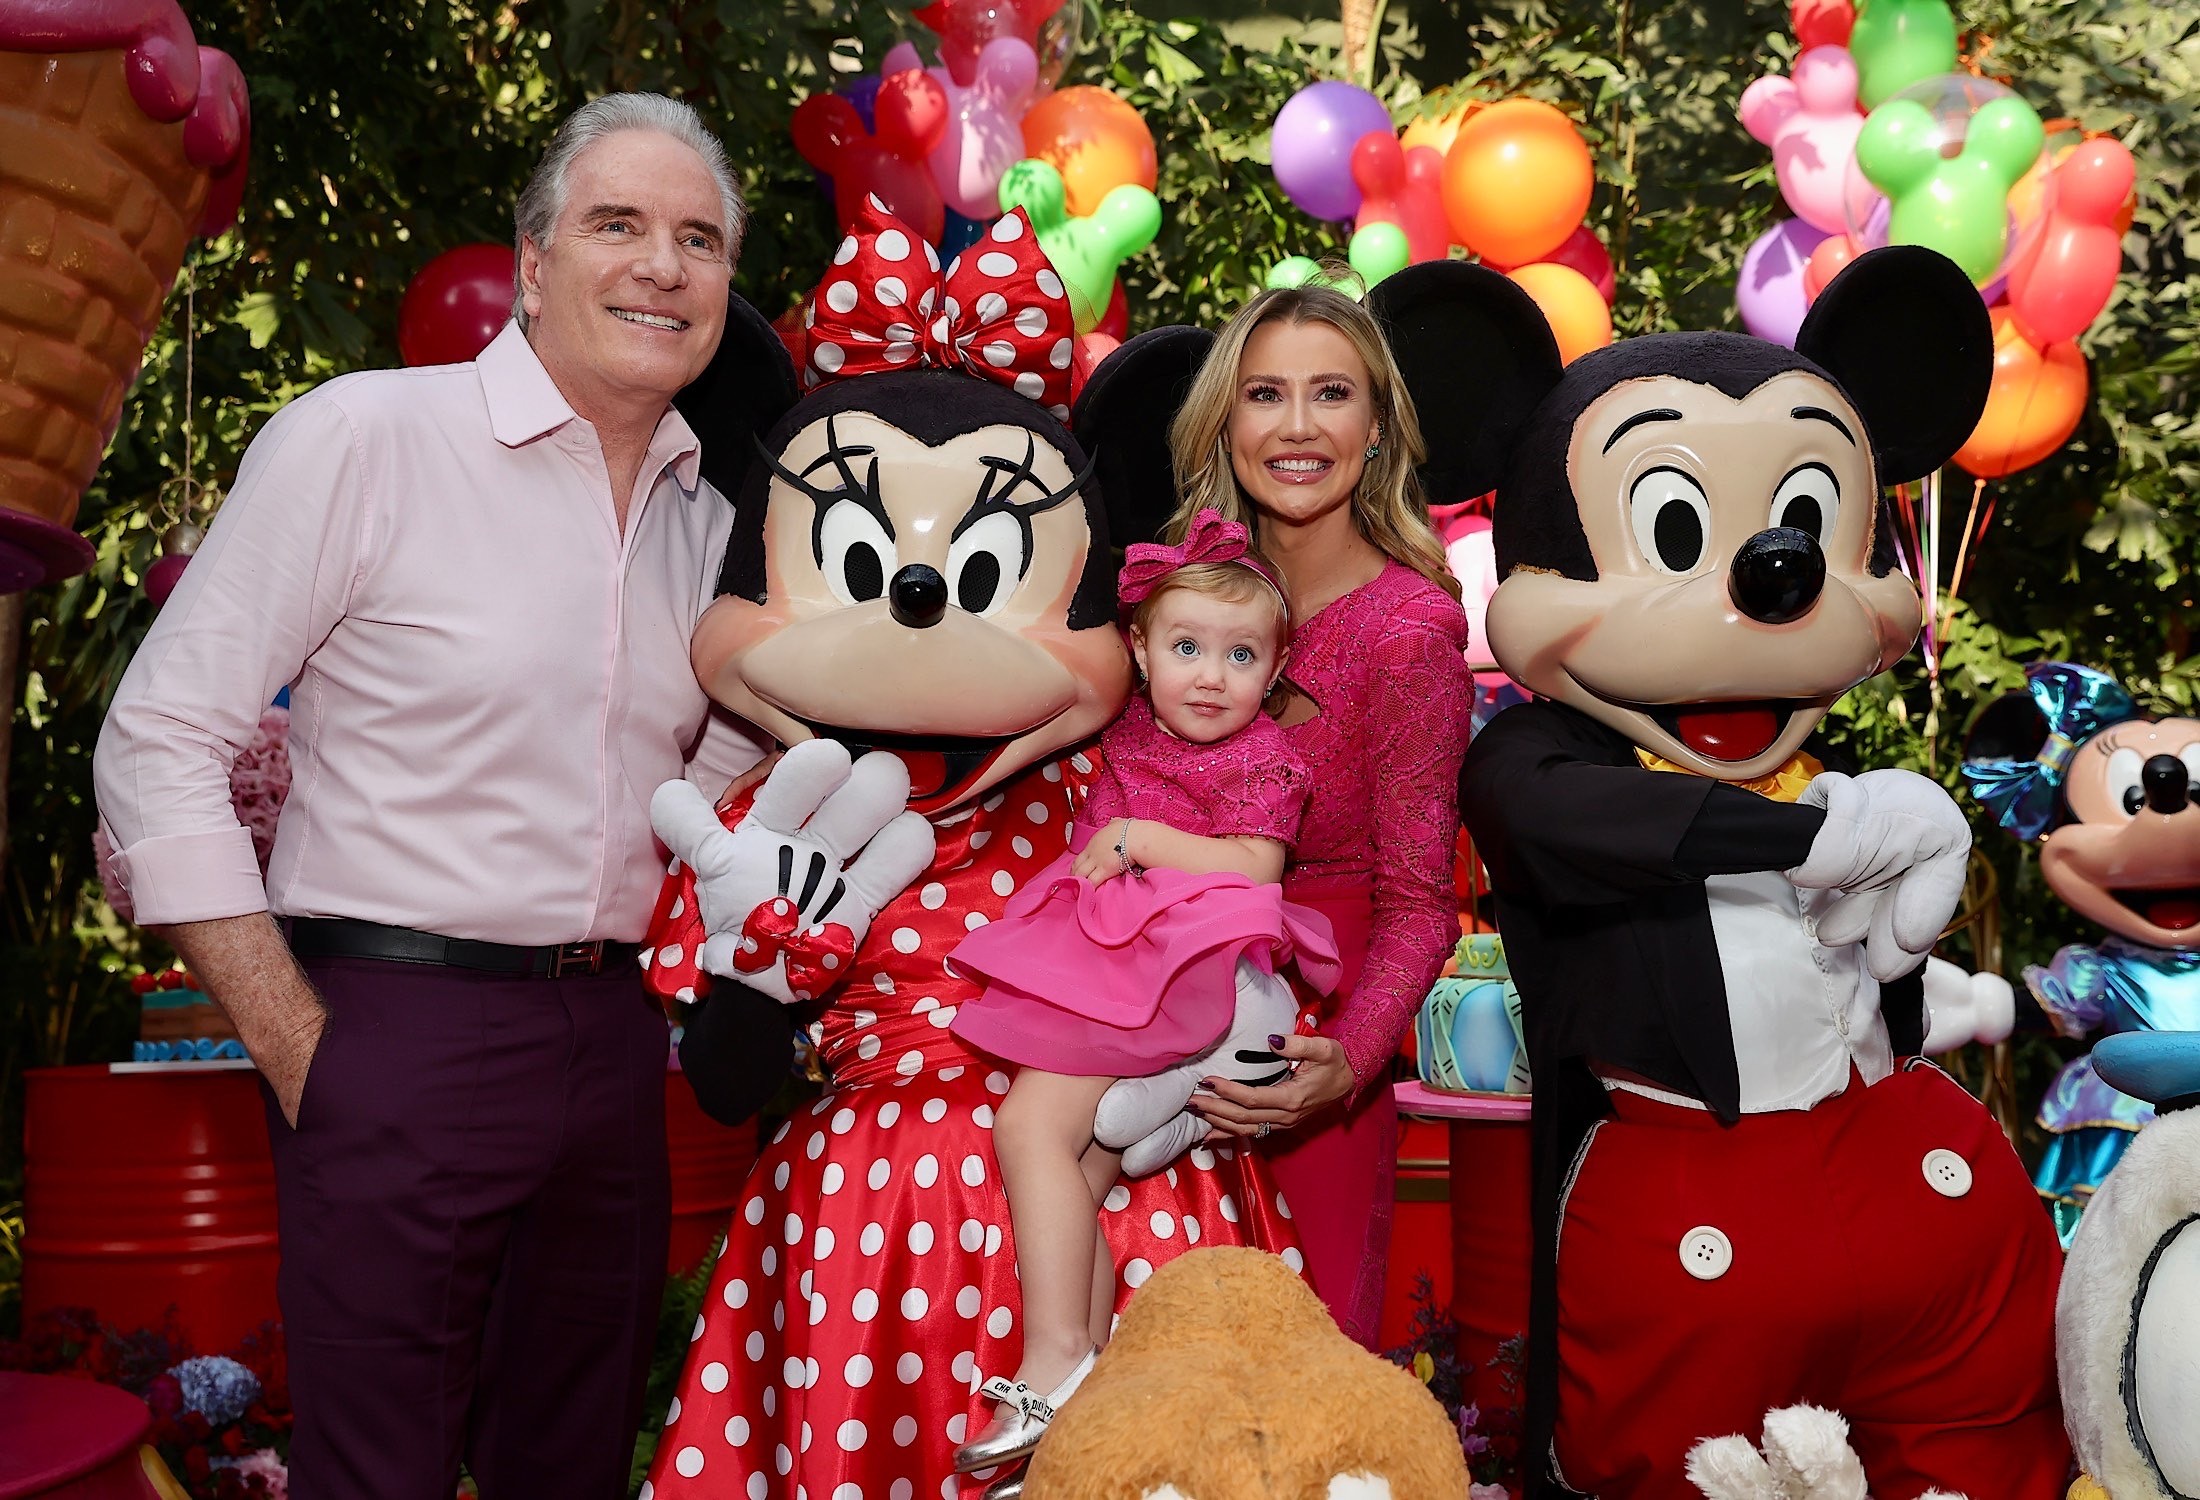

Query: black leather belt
left=284, top=917, right=641, bottom=979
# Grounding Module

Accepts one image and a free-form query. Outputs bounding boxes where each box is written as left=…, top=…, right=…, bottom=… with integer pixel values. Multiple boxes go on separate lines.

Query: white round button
left=1922, top=1148, right=1973, bottom=1198
left=1677, top=1225, right=1733, bottom=1281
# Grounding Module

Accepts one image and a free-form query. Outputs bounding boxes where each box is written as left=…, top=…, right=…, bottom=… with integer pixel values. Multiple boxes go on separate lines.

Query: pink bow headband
left=1117, top=509, right=1288, bottom=613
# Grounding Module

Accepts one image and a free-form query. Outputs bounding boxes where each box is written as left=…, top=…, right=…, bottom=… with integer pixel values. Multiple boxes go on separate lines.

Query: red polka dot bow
left=732, top=896, right=858, bottom=1002
left=804, top=198, right=1077, bottom=416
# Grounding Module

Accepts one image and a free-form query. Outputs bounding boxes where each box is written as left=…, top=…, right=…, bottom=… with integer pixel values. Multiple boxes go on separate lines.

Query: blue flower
left=167, top=1355, right=262, bottom=1427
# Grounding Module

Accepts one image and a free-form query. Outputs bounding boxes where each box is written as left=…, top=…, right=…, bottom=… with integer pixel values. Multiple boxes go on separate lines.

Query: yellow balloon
left=1402, top=102, right=1476, bottom=156
left=1506, top=262, right=1612, bottom=364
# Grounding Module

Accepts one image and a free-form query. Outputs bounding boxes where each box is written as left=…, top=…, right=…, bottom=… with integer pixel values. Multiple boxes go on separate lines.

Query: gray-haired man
left=94, top=95, right=763, bottom=1498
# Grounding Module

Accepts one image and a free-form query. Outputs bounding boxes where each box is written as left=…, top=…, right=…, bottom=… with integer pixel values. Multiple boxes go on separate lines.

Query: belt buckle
left=548, top=940, right=604, bottom=978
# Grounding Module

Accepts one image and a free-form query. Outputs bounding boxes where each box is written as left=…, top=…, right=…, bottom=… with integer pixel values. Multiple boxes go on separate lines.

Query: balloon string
left=1923, top=468, right=1943, bottom=678
left=1937, top=475, right=1990, bottom=647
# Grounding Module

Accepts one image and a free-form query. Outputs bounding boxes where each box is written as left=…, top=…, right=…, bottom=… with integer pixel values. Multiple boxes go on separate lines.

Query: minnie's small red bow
left=733, top=897, right=858, bottom=1002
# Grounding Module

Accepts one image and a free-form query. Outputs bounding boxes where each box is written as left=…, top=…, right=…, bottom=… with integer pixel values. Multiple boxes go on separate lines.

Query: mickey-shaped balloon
left=1856, top=87, right=2044, bottom=284
left=1351, top=131, right=1451, bottom=264
left=915, top=0, right=1062, bottom=87
left=1740, top=46, right=1865, bottom=235
left=884, top=35, right=1039, bottom=223
left=2008, top=135, right=2135, bottom=347
left=792, top=71, right=950, bottom=244
left=1962, top=662, right=2200, bottom=1243
left=1442, top=245, right=2072, bottom=1496
left=1847, top=0, right=1958, bottom=109
left=996, top=156, right=1160, bottom=334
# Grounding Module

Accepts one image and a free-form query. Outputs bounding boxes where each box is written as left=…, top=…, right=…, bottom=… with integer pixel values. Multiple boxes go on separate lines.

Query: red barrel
left=20, top=1065, right=280, bottom=1353
left=663, top=1070, right=760, bottom=1278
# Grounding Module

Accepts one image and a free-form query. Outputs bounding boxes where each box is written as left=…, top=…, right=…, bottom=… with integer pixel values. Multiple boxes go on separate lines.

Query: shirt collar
left=476, top=320, right=703, bottom=493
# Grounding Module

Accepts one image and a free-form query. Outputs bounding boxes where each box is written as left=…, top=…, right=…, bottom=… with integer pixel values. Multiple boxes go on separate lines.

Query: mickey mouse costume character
left=1961, top=663, right=2200, bottom=1242
left=633, top=201, right=1305, bottom=1500
left=1449, top=246, right=2070, bottom=1498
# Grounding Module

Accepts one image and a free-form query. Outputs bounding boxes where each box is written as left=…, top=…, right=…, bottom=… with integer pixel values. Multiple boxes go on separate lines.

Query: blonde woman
left=1175, top=282, right=1474, bottom=1346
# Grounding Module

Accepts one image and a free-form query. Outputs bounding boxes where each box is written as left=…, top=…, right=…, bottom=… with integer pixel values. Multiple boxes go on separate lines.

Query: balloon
left=1031, top=0, right=1084, bottom=89
left=1735, top=218, right=1831, bottom=347
left=1069, top=330, right=1118, bottom=402
left=1508, top=261, right=1612, bottom=364
left=793, top=81, right=949, bottom=244
left=882, top=37, right=1038, bottom=222
left=1793, top=0, right=1856, bottom=50
left=1740, top=46, right=1865, bottom=234
left=1441, top=99, right=1594, bottom=266
left=1270, top=80, right=1395, bottom=222
left=1853, top=76, right=2042, bottom=285
left=2007, top=137, right=2133, bottom=346
left=1352, top=133, right=1452, bottom=263
left=1953, top=308, right=2089, bottom=479
left=937, top=206, right=990, bottom=258
left=1531, top=225, right=1616, bottom=303
left=913, top=0, right=1064, bottom=87
left=1803, top=232, right=1860, bottom=301
left=1848, top=0, right=1958, bottom=109
left=841, top=73, right=882, bottom=133
left=1348, top=221, right=1412, bottom=287
left=1401, top=102, right=1475, bottom=156
left=1096, top=279, right=1129, bottom=342
left=398, top=243, right=515, bottom=367
left=1266, top=255, right=1328, bottom=291
left=997, top=158, right=1161, bottom=333
left=1019, top=85, right=1157, bottom=219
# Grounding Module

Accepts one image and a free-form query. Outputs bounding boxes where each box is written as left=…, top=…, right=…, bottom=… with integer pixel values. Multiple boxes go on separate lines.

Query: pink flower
left=223, top=1449, right=288, bottom=1500
left=1471, top=1485, right=1511, bottom=1500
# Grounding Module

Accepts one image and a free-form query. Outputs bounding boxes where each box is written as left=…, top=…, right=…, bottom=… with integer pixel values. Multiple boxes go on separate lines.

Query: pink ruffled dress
left=949, top=697, right=1340, bottom=1076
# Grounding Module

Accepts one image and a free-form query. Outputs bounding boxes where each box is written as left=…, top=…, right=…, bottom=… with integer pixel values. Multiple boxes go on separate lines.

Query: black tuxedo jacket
left=1458, top=700, right=1926, bottom=1498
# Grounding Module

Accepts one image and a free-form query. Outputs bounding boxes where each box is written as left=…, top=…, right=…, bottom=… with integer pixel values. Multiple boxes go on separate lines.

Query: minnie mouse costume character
left=1446, top=247, right=2070, bottom=1498
left=633, top=202, right=1304, bottom=1500
left=1962, top=663, right=2200, bottom=1242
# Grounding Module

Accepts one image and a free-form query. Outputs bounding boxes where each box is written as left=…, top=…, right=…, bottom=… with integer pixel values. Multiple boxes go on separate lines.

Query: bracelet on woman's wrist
left=1116, top=818, right=1135, bottom=876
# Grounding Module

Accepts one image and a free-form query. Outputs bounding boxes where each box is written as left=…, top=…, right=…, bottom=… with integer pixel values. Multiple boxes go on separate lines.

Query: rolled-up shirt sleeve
left=93, top=393, right=368, bottom=924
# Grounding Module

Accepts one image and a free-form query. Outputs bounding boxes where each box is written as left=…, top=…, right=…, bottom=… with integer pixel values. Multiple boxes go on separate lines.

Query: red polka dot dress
left=642, top=756, right=1303, bottom=1500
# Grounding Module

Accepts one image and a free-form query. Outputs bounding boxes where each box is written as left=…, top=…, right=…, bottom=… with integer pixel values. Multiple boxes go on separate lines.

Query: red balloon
left=1096, top=279, right=1129, bottom=342
left=1069, top=330, right=1119, bottom=402
left=1352, top=133, right=1451, bottom=264
left=1803, top=233, right=1860, bottom=303
left=914, top=0, right=1064, bottom=86
left=875, top=68, right=951, bottom=160
left=1485, top=224, right=1615, bottom=304
left=398, top=243, right=516, bottom=367
left=792, top=89, right=947, bottom=244
left=1792, top=0, right=1855, bottom=51
left=2009, top=138, right=2133, bottom=346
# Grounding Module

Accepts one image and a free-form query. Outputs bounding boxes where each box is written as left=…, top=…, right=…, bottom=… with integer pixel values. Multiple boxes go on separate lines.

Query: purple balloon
left=1271, top=81, right=1394, bottom=223
left=1736, top=218, right=1832, bottom=348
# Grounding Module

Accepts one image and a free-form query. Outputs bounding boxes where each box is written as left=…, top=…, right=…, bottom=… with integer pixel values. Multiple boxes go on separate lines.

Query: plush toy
left=2057, top=1030, right=2200, bottom=1500
left=1020, top=1247, right=1467, bottom=1500
left=1687, top=1406, right=1966, bottom=1500
left=1450, top=245, right=2071, bottom=1498
left=1962, top=662, right=2200, bottom=1242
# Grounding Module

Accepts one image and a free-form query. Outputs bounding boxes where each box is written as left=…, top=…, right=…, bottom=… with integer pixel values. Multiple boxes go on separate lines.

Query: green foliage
left=6, top=0, right=2200, bottom=1201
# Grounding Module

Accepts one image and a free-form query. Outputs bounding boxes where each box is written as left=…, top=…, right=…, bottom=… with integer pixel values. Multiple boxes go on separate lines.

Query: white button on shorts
left=1922, top=1148, right=1973, bottom=1198
left=1678, top=1225, right=1733, bottom=1280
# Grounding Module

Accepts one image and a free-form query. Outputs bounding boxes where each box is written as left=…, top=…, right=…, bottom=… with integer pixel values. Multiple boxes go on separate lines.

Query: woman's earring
left=1362, top=442, right=1381, bottom=462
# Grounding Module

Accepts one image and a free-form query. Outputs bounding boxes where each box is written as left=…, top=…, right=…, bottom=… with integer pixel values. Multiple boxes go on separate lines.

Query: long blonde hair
left=1163, top=284, right=1459, bottom=600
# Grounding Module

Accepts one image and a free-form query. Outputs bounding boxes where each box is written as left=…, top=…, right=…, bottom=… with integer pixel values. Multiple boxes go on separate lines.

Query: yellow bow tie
left=1635, top=747, right=1824, bottom=804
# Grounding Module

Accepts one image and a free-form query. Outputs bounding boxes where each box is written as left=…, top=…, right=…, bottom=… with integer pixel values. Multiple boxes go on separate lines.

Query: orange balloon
left=1803, top=234, right=1859, bottom=302
left=1441, top=99, right=1594, bottom=265
left=1401, top=102, right=1477, bottom=156
left=1019, top=86, right=1157, bottom=219
left=1507, top=262, right=1612, bottom=364
left=1954, top=309, right=2089, bottom=479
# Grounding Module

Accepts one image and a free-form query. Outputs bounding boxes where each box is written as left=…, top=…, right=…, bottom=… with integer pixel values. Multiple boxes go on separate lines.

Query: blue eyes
left=1229, top=645, right=1255, bottom=664
left=1167, top=639, right=1260, bottom=666
left=1173, top=639, right=1198, bottom=657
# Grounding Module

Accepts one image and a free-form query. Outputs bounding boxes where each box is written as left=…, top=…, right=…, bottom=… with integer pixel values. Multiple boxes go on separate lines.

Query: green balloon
left=1849, top=0, right=1959, bottom=109
left=1265, top=255, right=1325, bottom=290
left=1856, top=93, right=2044, bottom=284
left=1347, top=222, right=1411, bottom=288
left=997, top=158, right=1162, bottom=333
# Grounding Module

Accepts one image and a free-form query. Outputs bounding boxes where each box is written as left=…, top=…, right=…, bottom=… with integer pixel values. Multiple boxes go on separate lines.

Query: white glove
left=649, top=740, right=936, bottom=1004
left=1095, top=960, right=1299, bottom=1178
left=1785, top=769, right=1972, bottom=983
left=1920, top=956, right=2016, bottom=1054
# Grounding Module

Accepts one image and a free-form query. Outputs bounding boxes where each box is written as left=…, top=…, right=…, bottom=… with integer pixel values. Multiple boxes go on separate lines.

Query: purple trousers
left=263, top=957, right=670, bottom=1500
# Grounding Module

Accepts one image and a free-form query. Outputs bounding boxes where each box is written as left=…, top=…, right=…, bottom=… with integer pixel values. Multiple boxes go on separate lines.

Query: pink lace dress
left=1265, top=560, right=1474, bottom=1345
left=948, top=698, right=1340, bottom=1076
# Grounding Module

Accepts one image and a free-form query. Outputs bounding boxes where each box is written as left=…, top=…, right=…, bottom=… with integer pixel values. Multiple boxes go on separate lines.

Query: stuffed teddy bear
left=1020, top=1247, right=1467, bottom=1500
left=1686, top=1407, right=1966, bottom=1500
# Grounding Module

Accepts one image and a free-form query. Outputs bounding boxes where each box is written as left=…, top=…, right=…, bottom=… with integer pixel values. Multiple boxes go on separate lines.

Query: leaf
left=231, top=292, right=281, bottom=351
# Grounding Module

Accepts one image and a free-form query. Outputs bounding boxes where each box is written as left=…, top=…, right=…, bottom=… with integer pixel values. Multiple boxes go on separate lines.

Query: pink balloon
left=1740, top=46, right=1864, bottom=234
left=2009, top=137, right=2133, bottom=346
left=1351, top=133, right=1451, bottom=263
left=883, top=37, right=1039, bottom=222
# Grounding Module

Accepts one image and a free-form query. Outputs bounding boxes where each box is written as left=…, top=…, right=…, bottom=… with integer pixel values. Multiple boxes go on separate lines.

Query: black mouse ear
left=1365, top=260, right=1565, bottom=505
left=1962, top=687, right=2050, bottom=765
left=675, top=290, right=801, bottom=501
left=1073, top=325, right=1217, bottom=550
left=1794, top=246, right=1993, bottom=484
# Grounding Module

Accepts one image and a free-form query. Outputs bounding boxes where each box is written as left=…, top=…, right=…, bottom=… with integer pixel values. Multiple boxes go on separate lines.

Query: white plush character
left=1092, top=962, right=1300, bottom=1176
left=650, top=739, right=936, bottom=1003
left=2058, top=1031, right=2200, bottom=1500
left=1686, top=1405, right=1968, bottom=1500
left=1920, top=955, right=2018, bottom=1055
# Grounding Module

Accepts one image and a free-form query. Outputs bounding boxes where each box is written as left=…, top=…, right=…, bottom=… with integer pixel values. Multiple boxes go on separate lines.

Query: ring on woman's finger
left=1255, top=1122, right=1273, bottom=1139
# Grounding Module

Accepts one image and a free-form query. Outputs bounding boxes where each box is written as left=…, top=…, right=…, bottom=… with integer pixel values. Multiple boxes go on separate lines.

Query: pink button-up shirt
left=94, top=322, right=764, bottom=944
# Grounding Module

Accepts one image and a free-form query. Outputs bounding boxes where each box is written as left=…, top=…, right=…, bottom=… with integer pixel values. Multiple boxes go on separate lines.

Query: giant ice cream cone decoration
left=0, top=0, right=249, bottom=592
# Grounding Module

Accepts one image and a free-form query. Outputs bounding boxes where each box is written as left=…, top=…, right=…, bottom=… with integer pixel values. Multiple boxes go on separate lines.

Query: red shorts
left=1553, top=1060, right=2070, bottom=1499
